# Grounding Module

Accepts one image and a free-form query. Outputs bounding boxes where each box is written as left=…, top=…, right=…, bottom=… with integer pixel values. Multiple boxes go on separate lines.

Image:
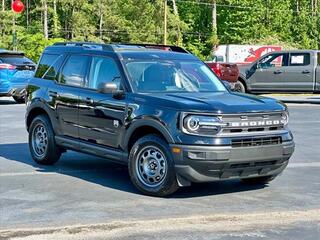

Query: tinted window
left=0, top=55, right=34, bottom=65
left=318, top=53, right=320, bottom=65
left=87, top=57, right=121, bottom=89
left=289, top=53, right=310, bottom=66
left=35, top=54, right=62, bottom=79
left=60, top=55, right=89, bottom=87
left=259, top=53, right=288, bottom=68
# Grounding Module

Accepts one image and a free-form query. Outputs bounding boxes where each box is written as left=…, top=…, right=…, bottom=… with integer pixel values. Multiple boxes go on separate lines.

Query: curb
left=279, top=99, right=320, bottom=104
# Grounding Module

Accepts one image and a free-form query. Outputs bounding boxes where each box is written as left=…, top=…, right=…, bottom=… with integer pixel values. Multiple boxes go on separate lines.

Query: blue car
left=0, top=50, right=36, bottom=103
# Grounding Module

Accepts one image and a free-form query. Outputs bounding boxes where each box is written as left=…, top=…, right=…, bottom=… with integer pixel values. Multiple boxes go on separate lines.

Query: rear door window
left=59, top=55, right=89, bottom=87
left=289, top=53, right=310, bottom=66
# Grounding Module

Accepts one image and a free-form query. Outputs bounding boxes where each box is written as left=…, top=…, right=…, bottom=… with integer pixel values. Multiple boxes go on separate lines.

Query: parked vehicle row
left=0, top=50, right=35, bottom=103
left=25, top=42, right=294, bottom=196
left=1, top=46, right=317, bottom=105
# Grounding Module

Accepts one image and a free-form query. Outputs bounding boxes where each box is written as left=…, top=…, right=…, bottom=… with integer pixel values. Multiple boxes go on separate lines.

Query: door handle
left=274, top=70, right=282, bottom=74
left=302, top=70, right=310, bottom=74
left=49, top=90, right=59, bottom=98
left=85, top=97, right=94, bottom=104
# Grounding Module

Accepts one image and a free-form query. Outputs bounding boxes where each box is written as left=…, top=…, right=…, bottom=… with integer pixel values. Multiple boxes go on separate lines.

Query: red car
left=205, top=62, right=241, bottom=91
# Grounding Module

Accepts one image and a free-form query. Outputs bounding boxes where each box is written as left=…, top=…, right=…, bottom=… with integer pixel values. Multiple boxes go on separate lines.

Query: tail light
left=0, top=64, right=16, bottom=70
left=214, top=63, right=222, bottom=78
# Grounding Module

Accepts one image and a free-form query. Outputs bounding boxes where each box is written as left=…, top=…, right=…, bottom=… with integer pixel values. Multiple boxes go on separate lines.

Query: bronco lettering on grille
left=229, top=120, right=285, bottom=127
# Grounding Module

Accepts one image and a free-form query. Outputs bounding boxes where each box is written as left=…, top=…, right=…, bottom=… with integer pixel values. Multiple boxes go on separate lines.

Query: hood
left=134, top=92, right=285, bottom=114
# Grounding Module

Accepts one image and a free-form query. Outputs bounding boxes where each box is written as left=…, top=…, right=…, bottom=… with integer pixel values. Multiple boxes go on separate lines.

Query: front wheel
left=128, top=135, right=179, bottom=197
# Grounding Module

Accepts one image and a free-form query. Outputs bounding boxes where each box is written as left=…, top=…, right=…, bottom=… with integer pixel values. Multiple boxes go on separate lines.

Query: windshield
left=124, top=60, right=226, bottom=93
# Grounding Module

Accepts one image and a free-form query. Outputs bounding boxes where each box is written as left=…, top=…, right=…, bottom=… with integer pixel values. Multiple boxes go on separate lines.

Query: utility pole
left=311, top=0, right=318, bottom=16
left=11, top=0, right=17, bottom=51
left=99, top=11, right=103, bottom=41
left=43, top=0, right=48, bottom=39
left=172, top=0, right=181, bottom=45
left=53, top=0, right=58, bottom=37
left=164, top=0, right=167, bottom=45
left=212, top=0, right=217, bottom=32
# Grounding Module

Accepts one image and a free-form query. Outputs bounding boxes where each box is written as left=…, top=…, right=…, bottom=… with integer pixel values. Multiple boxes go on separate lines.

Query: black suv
left=26, top=42, right=295, bottom=196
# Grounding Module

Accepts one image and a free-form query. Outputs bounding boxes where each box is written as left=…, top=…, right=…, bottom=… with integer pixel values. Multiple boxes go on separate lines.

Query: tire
left=13, top=95, right=25, bottom=104
left=241, top=175, right=276, bottom=185
left=128, top=134, right=179, bottom=197
left=29, top=114, right=61, bottom=165
left=234, top=81, right=246, bottom=93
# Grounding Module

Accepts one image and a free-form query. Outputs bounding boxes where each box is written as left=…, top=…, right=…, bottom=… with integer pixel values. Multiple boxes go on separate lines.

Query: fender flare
left=123, top=119, right=175, bottom=150
left=26, top=99, right=57, bottom=132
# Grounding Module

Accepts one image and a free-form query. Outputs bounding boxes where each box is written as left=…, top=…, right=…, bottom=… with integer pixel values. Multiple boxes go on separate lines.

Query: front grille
left=231, top=136, right=282, bottom=148
left=219, top=112, right=286, bottom=136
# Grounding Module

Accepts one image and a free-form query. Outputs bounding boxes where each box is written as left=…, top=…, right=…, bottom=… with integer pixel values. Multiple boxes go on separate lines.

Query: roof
left=267, top=49, right=319, bottom=54
left=44, top=42, right=199, bottom=61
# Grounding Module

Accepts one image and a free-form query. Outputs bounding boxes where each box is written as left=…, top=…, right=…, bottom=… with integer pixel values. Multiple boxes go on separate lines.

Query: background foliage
left=0, top=0, right=319, bottom=62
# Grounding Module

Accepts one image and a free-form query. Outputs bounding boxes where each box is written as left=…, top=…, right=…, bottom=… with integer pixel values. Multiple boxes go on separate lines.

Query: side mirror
left=256, top=63, right=261, bottom=69
left=212, top=55, right=224, bottom=62
left=97, top=82, right=124, bottom=99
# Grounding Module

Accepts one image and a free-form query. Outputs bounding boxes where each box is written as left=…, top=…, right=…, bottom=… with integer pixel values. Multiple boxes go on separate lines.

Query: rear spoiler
left=0, top=50, right=24, bottom=56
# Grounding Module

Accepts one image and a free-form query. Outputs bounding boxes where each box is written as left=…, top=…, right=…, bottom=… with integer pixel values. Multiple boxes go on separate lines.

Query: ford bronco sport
left=25, top=42, right=295, bottom=196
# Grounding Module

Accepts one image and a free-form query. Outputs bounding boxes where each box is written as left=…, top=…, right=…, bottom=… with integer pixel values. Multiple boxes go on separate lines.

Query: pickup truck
left=205, top=62, right=240, bottom=91
left=237, top=50, right=320, bottom=93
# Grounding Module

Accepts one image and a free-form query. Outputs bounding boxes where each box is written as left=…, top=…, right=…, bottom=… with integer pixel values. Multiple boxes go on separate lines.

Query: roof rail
left=52, top=42, right=189, bottom=54
left=113, top=43, right=189, bottom=53
left=53, top=42, right=113, bottom=51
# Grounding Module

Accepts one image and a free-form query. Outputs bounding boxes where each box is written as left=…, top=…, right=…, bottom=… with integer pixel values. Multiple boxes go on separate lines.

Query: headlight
left=281, top=111, right=289, bottom=126
left=182, top=114, right=227, bottom=136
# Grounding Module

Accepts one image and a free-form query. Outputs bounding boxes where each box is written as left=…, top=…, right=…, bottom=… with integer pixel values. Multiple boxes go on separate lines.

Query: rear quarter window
left=289, top=53, right=310, bottom=66
left=35, top=54, right=64, bottom=80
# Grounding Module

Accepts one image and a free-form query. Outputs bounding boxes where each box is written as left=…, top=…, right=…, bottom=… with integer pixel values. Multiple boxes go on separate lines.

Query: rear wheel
left=29, top=115, right=61, bottom=165
left=13, top=95, right=25, bottom=103
left=128, top=135, right=178, bottom=196
left=234, top=80, right=246, bottom=93
left=241, top=175, right=276, bottom=185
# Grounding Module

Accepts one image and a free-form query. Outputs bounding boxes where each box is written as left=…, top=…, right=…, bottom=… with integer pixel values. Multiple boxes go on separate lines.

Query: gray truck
left=237, top=50, right=320, bottom=93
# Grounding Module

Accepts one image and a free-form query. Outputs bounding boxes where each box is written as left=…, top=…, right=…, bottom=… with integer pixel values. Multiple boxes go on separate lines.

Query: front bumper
left=171, top=140, right=295, bottom=184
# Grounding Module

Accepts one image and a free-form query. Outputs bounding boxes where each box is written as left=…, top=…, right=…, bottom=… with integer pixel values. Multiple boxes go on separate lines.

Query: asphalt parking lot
left=0, top=97, right=319, bottom=239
